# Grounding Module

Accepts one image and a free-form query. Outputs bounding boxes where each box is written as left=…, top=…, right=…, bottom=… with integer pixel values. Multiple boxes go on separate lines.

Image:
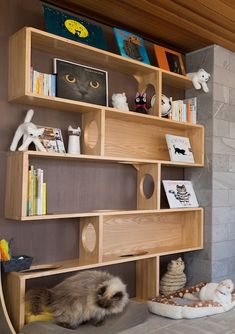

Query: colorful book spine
left=27, top=167, right=47, bottom=216
left=31, top=68, right=56, bottom=97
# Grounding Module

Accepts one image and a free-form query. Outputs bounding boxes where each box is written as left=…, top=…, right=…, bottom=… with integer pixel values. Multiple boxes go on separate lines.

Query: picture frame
left=162, top=180, right=199, bottom=208
left=113, top=28, right=150, bottom=65
left=54, top=58, right=108, bottom=106
left=38, top=126, right=66, bottom=153
left=42, top=3, right=107, bottom=50
left=154, top=45, right=186, bottom=75
left=165, top=134, right=194, bottom=163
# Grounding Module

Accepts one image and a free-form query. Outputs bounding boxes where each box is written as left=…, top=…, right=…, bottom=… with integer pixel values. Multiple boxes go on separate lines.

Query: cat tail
left=25, top=287, right=51, bottom=315
left=24, top=109, right=34, bottom=123
left=183, top=292, right=199, bottom=301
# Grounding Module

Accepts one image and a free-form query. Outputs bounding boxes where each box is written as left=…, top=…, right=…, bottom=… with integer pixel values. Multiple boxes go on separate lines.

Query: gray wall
left=185, top=45, right=235, bottom=284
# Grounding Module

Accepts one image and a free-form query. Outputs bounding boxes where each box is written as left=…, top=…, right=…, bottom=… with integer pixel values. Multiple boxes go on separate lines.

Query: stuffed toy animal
left=150, top=94, right=172, bottom=117
left=10, top=109, right=46, bottom=152
left=186, top=68, right=210, bottom=93
left=112, top=92, right=129, bottom=112
left=134, top=92, right=148, bottom=114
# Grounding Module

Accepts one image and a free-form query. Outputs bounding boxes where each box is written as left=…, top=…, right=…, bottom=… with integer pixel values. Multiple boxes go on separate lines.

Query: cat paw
left=57, top=322, right=77, bottom=330
left=92, top=318, right=106, bottom=326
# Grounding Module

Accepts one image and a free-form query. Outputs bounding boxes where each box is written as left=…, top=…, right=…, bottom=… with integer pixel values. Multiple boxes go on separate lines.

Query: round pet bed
left=148, top=283, right=235, bottom=319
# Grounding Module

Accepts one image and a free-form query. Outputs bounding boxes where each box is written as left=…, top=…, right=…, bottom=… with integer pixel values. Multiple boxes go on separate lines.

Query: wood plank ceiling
left=46, top=0, right=235, bottom=53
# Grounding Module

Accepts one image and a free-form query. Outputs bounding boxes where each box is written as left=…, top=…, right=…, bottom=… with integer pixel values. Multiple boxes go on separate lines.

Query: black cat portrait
left=173, top=145, right=186, bottom=155
left=55, top=59, right=108, bottom=106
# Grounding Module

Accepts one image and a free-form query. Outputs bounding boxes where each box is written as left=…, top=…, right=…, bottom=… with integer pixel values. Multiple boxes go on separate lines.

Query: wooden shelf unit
left=5, top=27, right=204, bottom=332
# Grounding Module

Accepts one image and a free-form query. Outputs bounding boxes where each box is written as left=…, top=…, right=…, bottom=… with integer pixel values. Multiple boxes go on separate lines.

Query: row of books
left=27, top=166, right=46, bottom=216
left=31, top=68, right=56, bottom=96
left=168, top=97, right=197, bottom=124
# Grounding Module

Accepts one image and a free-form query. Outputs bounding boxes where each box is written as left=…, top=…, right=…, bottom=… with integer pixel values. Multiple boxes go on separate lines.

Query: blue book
left=113, top=28, right=150, bottom=65
left=43, top=4, right=107, bottom=50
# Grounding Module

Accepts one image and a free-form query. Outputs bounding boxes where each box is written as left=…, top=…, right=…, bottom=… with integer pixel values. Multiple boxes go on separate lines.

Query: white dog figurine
left=10, top=109, right=46, bottom=152
left=186, top=68, right=210, bottom=93
left=112, top=92, right=129, bottom=111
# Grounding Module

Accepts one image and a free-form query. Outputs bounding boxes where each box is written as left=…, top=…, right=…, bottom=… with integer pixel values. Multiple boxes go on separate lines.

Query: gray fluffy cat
left=26, top=270, right=129, bottom=329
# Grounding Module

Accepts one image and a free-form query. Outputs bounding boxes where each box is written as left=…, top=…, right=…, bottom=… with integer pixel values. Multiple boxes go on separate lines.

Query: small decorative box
left=1, top=255, right=33, bottom=273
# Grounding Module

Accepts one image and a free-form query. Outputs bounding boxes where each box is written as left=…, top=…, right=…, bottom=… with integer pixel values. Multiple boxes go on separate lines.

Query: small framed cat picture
left=165, top=134, right=194, bottom=163
left=162, top=180, right=199, bottom=208
left=54, top=58, right=108, bottom=106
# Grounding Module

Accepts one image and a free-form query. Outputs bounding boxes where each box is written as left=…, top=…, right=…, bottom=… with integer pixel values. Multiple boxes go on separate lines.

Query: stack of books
left=169, top=97, right=197, bottom=124
left=31, top=68, right=56, bottom=96
left=27, top=166, right=46, bottom=216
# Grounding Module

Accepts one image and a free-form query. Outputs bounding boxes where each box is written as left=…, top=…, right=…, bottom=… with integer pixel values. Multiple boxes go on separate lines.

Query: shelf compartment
left=8, top=27, right=193, bottom=107
left=79, top=209, right=203, bottom=264
left=103, top=109, right=204, bottom=163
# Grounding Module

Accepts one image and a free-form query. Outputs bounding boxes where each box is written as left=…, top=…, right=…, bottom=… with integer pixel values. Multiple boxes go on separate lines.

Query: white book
left=165, top=134, right=194, bottom=163
left=163, top=180, right=199, bottom=208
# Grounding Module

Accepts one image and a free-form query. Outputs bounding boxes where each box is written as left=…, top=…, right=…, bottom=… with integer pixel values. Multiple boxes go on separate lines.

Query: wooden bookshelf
left=4, top=27, right=204, bottom=332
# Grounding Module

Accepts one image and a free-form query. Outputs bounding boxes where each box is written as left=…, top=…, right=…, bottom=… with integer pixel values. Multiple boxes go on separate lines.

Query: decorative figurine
left=112, top=92, right=129, bottom=111
left=186, top=68, right=210, bottom=93
left=68, top=125, right=81, bottom=154
left=150, top=94, right=172, bottom=117
left=10, top=109, right=46, bottom=152
left=134, top=92, right=148, bottom=114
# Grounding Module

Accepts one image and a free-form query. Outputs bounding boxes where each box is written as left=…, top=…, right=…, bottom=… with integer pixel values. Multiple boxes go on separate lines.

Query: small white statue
left=10, top=109, right=46, bottom=152
left=68, top=125, right=81, bottom=154
left=186, top=68, right=210, bottom=93
left=111, top=92, right=129, bottom=111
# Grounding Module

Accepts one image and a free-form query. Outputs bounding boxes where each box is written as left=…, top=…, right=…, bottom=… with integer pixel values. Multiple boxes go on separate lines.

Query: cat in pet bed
left=184, top=279, right=234, bottom=311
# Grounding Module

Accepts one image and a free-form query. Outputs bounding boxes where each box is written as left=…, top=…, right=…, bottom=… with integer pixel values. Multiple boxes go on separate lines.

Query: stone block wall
left=184, top=45, right=235, bottom=284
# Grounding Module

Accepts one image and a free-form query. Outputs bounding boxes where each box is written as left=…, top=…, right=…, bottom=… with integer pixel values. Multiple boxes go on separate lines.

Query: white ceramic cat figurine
left=184, top=279, right=234, bottom=311
left=112, top=93, right=129, bottom=111
left=10, top=109, right=46, bottom=152
left=68, top=125, right=81, bottom=154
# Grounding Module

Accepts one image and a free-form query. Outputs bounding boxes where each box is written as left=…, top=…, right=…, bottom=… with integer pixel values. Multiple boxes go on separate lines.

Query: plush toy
left=134, top=92, right=148, bottom=114
left=150, top=94, right=172, bottom=117
left=186, top=68, right=210, bottom=93
left=111, top=92, right=129, bottom=111
left=10, top=109, right=46, bottom=152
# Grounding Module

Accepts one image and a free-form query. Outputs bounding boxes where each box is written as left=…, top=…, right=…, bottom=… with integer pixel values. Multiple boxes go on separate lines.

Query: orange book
left=187, top=101, right=191, bottom=123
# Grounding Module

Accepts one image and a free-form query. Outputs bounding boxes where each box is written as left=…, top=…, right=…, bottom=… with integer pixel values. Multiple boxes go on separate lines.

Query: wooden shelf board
left=10, top=244, right=202, bottom=281
left=16, top=207, right=203, bottom=221
left=8, top=93, right=103, bottom=113
left=8, top=150, right=203, bottom=167
left=105, top=107, right=203, bottom=129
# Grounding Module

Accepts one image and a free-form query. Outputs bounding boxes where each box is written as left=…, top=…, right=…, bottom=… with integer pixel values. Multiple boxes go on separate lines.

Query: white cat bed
left=148, top=283, right=235, bottom=319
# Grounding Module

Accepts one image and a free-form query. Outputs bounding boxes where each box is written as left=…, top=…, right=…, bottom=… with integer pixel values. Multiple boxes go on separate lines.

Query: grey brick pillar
left=184, top=45, right=235, bottom=284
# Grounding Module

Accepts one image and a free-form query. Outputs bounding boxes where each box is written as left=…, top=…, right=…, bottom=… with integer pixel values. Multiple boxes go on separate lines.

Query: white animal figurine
left=10, top=109, right=46, bottom=152
left=150, top=94, right=172, bottom=116
left=159, top=257, right=187, bottom=295
left=186, top=68, right=210, bottom=93
left=68, top=125, right=81, bottom=154
left=184, top=279, right=234, bottom=311
left=112, top=93, right=129, bottom=111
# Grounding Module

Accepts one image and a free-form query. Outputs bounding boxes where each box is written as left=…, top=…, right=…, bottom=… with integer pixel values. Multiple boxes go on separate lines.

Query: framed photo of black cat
left=154, top=45, right=186, bottom=75
left=54, top=58, right=108, bottom=106
left=163, top=180, right=199, bottom=208
left=165, top=134, right=194, bottom=163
